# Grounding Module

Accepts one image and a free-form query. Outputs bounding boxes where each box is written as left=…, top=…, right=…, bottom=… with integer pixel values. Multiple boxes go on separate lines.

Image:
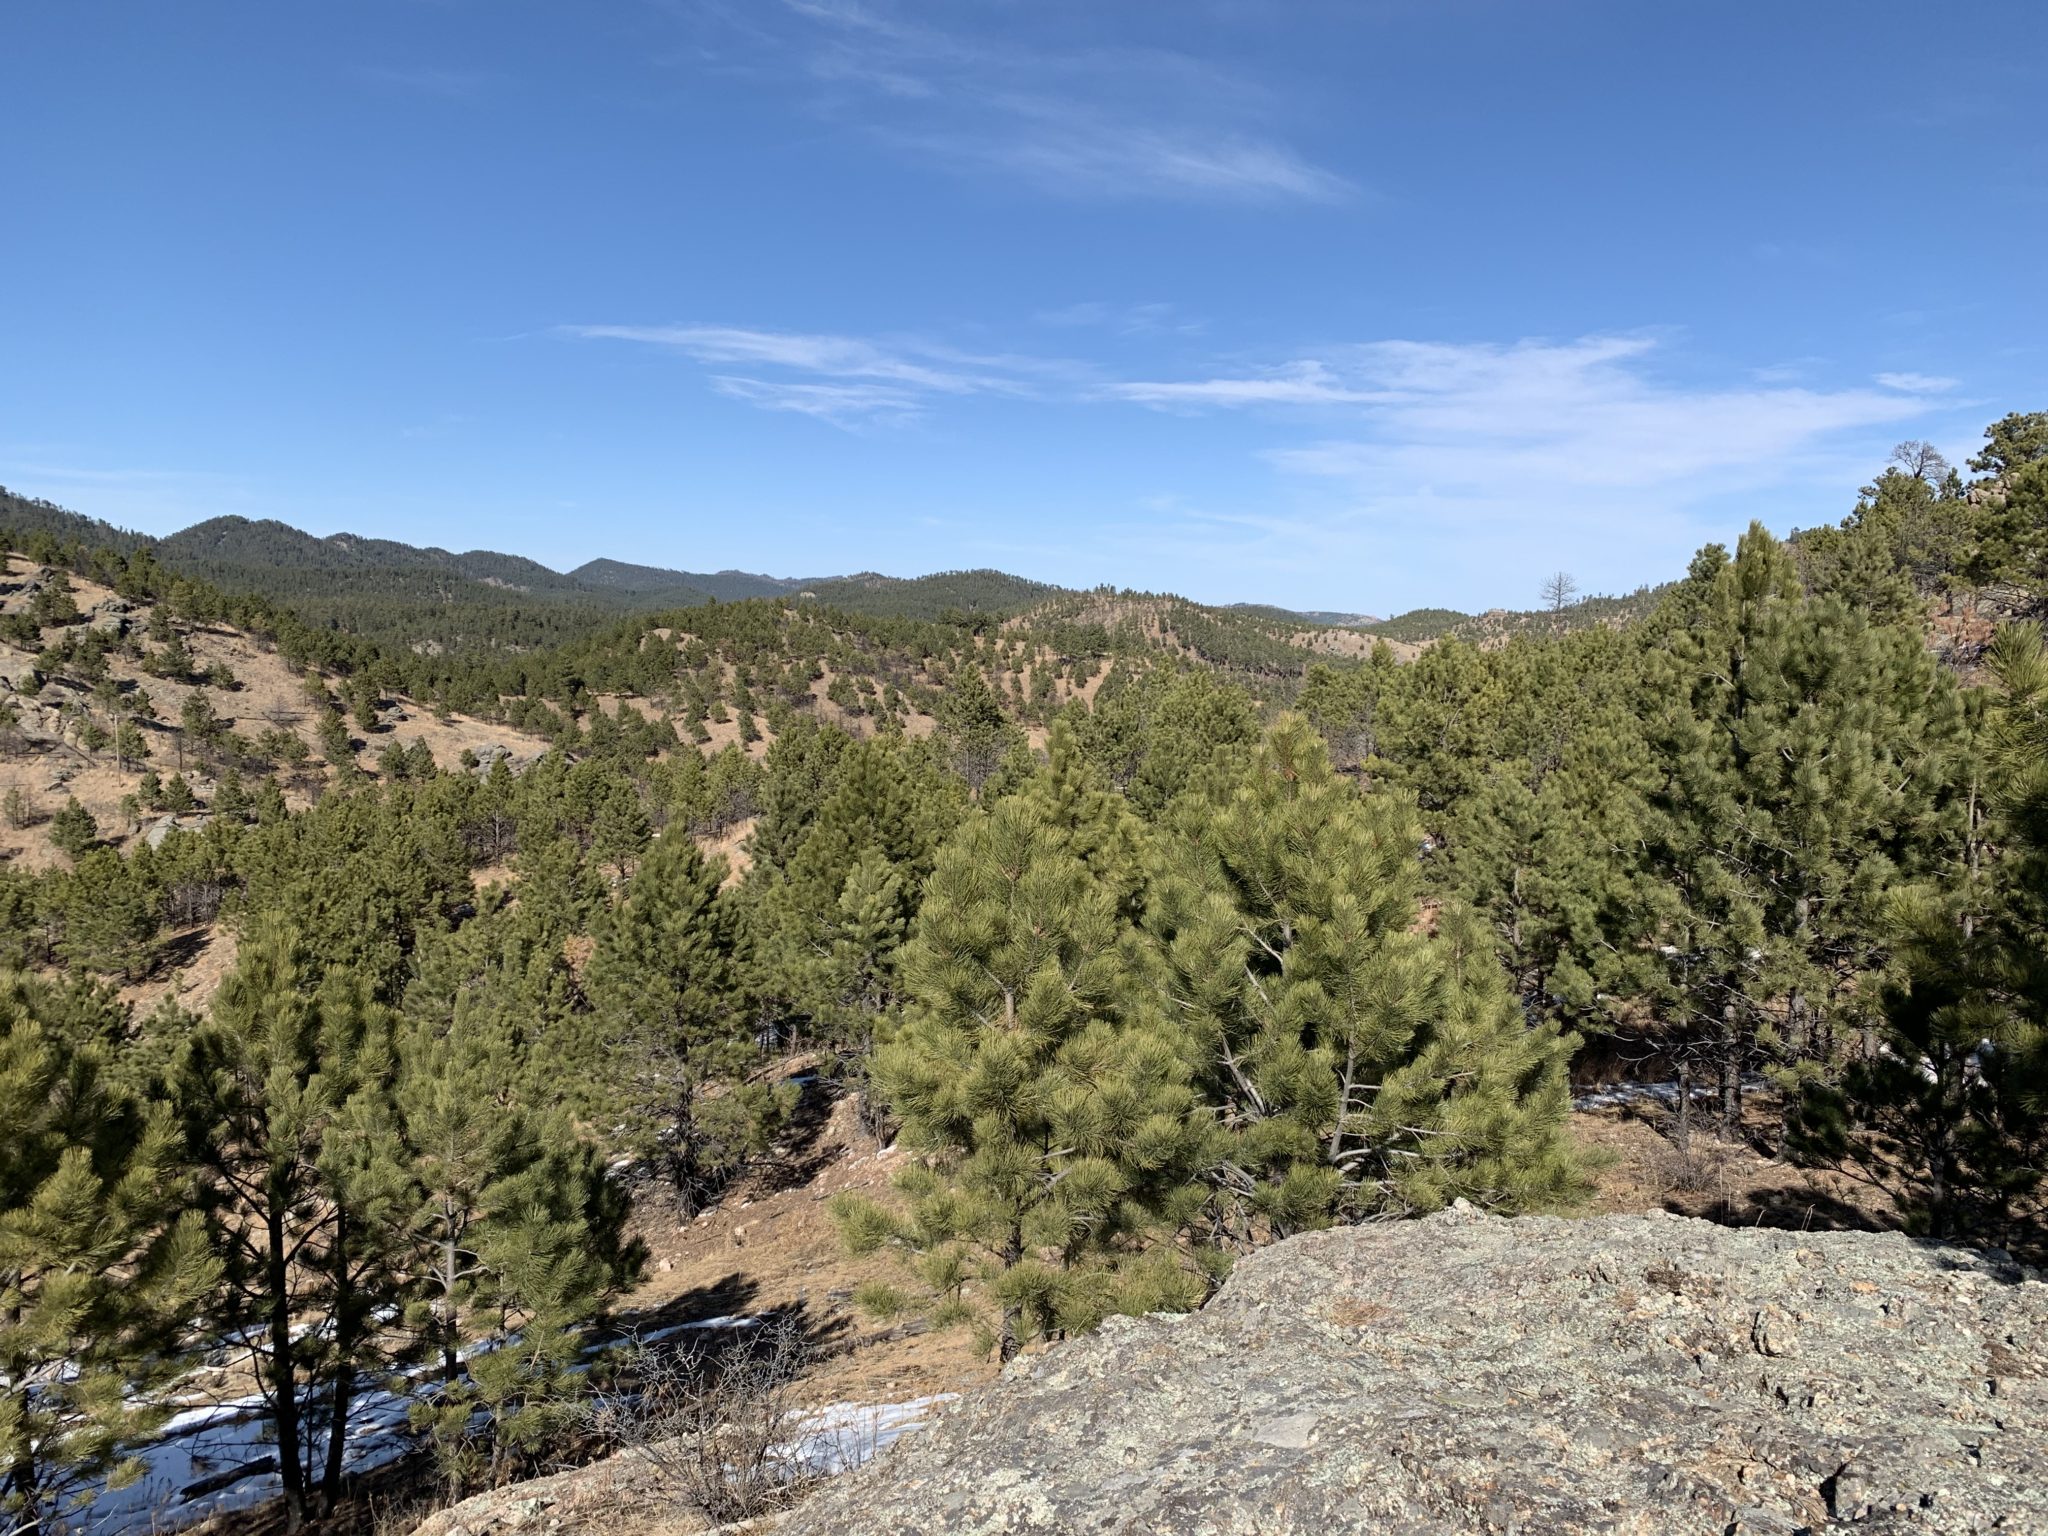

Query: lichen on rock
left=761, top=1206, right=2048, bottom=1534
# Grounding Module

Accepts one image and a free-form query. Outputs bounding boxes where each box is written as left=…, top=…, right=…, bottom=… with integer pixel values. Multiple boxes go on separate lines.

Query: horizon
left=3, top=2, right=2043, bottom=613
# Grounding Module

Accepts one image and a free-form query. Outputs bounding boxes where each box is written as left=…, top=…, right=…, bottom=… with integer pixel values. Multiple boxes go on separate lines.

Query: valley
left=2, top=410, right=2046, bottom=1536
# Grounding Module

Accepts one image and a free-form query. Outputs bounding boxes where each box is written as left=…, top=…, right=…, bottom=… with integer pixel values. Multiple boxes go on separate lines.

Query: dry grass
left=1574, top=1097, right=1896, bottom=1236
left=119, top=923, right=241, bottom=1020
left=619, top=1091, right=995, bottom=1411
left=0, top=556, right=554, bottom=869
left=695, top=817, right=756, bottom=886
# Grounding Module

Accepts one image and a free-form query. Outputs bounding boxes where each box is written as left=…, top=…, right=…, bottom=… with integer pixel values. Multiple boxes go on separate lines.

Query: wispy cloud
left=681, top=1, right=1349, bottom=203
left=708, top=376, right=924, bottom=426
left=1089, top=334, right=1964, bottom=605
left=1119, top=335, right=1942, bottom=488
left=881, top=108, right=1350, bottom=203
left=1875, top=370, right=1959, bottom=393
left=1108, top=360, right=1388, bottom=408
left=564, top=322, right=1066, bottom=427
left=566, top=324, right=1000, bottom=393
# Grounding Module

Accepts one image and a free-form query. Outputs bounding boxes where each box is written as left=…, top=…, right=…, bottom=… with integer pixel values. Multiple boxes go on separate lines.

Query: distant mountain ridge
left=567, top=557, right=799, bottom=603
left=162, top=517, right=595, bottom=597
left=0, top=482, right=1391, bottom=639
left=1228, top=602, right=1383, bottom=628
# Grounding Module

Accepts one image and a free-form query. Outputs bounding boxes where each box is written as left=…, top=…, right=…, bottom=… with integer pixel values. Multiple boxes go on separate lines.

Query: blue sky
left=2, top=2, right=2042, bottom=614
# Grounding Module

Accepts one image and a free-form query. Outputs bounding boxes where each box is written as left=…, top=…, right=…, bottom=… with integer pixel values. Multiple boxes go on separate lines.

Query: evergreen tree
left=46, top=801, right=96, bottom=862
left=1019, top=721, right=1151, bottom=919
left=1, top=981, right=217, bottom=1536
left=162, top=774, right=197, bottom=814
left=585, top=833, right=782, bottom=1214
left=1432, top=632, right=1661, bottom=1032
left=112, top=719, right=149, bottom=773
left=1793, top=622, right=2048, bottom=1251
left=934, top=664, right=1015, bottom=794
left=319, top=710, right=356, bottom=776
left=145, top=629, right=192, bottom=681
left=55, top=852, right=156, bottom=980
left=746, top=717, right=853, bottom=874
left=1076, top=667, right=1259, bottom=816
left=840, top=793, right=1216, bottom=1360
left=381, top=1018, right=639, bottom=1492
left=745, top=738, right=958, bottom=1058
left=1147, top=717, right=1583, bottom=1237
left=172, top=924, right=404, bottom=1525
left=1636, top=525, right=1971, bottom=1127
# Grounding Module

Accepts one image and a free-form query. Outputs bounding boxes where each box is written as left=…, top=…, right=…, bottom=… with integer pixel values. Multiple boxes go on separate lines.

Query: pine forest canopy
left=1, top=408, right=2047, bottom=1533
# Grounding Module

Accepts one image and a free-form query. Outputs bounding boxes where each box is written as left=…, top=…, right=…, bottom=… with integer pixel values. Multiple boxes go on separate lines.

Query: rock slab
left=764, top=1207, right=2048, bottom=1534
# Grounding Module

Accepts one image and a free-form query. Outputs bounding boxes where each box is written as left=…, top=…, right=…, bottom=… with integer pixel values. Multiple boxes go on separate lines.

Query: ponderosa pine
left=1147, top=716, right=1583, bottom=1236
left=842, top=790, right=1216, bottom=1360
left=0, top=980, right=217, bottom=1536
left=585, top=831, right=785, bottom=1215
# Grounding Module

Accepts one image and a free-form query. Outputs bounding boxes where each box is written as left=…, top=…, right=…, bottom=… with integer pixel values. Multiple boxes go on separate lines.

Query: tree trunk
left=440, top=1224, right=462, bottom=1383
left=1327, top=1042, right=1358, bottom=1163
left=670, top=1078, right=701, bottom=1219
left=997, top=1223, right=1024, bottom=1364
left=5, top=1450, right=44, bottom=1536
left=319, top=1204, right=359, bottom=1515
left=1674, top=1060, right=1692, bottom=1155
left=264, top=1195, right=308, bottom=1529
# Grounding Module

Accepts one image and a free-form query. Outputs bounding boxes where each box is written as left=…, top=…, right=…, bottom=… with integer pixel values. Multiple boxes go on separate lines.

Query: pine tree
left=145, top=628, right=192, bottom=681
left=46, top=800, right=96, bottom=862
left=162, top=773, right=197, bottom=814
left=1792, top=622, right=2048, bottom=1251
left=746, top=738, right=958, bottom=1058
left=1, top=981, right=217, bottom=1536
left=55, top=851, right=156, bottom=980
left=112, top=719, right=149, bottom=773
left=934, top=664, right=1015, bottom=795
left=1637, top=525, right=1972, bottom=1128
left=746, top=717, right=854, bottom=875
left=585, top=833, right=781, bottom=1214
left=1075, top=667, right=1259, bottom=816
left=172, top=924, right=405, bottom=1526
left=840, top=793, right=1217, bottom=1360
left=382, top=1018, right=639, bottom=1492
left=1019, top=720, right=1150, bottom=919
left=587, top=778, right=651, bottom=878
left=1434, top=634, right=1661, bottom=1033
left=1147, top=716, right=1583, bottom=1237
left=818, top=850, right=907, bottom=1028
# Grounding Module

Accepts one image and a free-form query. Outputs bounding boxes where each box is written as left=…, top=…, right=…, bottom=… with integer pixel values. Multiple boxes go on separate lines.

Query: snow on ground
left=626, top=1316, right=763, bottom=1348
left=81, top=1315, right=939, bottom=1535
left=88, top=1385, right=419, bottom=1536
left=1572, top=1074, right=1770, bottom=1112
left=783, top=1394, right=960, bottom=1477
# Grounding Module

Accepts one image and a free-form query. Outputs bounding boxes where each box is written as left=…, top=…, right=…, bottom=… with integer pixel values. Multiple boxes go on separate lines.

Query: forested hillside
left=568, top=557, right=795, bottom=603
left=0, top=492, right=1076, bottom=654
left=2, top=411, right=2046, bottom=1536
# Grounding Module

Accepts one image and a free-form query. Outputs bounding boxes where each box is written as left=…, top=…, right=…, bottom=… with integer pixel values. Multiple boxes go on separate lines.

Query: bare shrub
left=587, top=1317, right=817, bottom=1525
left=1652, top=1136, right=1732, bottom=1197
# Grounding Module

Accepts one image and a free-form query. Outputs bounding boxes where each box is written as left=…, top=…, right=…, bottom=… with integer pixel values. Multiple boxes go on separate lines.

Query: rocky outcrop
left=764, top=1206, right=2047, bottom=1535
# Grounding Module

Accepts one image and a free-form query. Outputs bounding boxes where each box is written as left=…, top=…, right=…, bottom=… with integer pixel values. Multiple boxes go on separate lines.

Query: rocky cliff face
left=763, top=1206, right=2047, bottom=1535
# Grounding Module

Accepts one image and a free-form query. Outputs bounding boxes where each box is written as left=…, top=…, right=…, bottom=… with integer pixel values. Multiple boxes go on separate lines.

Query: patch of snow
left=626, top=1314, right=764, bottom=1348
left=1572, top=1074, right=1770, bottom=1112
left=88, top=1385, right=421, bottom=1536
left=781, top=1394, right=958, bottom=1477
